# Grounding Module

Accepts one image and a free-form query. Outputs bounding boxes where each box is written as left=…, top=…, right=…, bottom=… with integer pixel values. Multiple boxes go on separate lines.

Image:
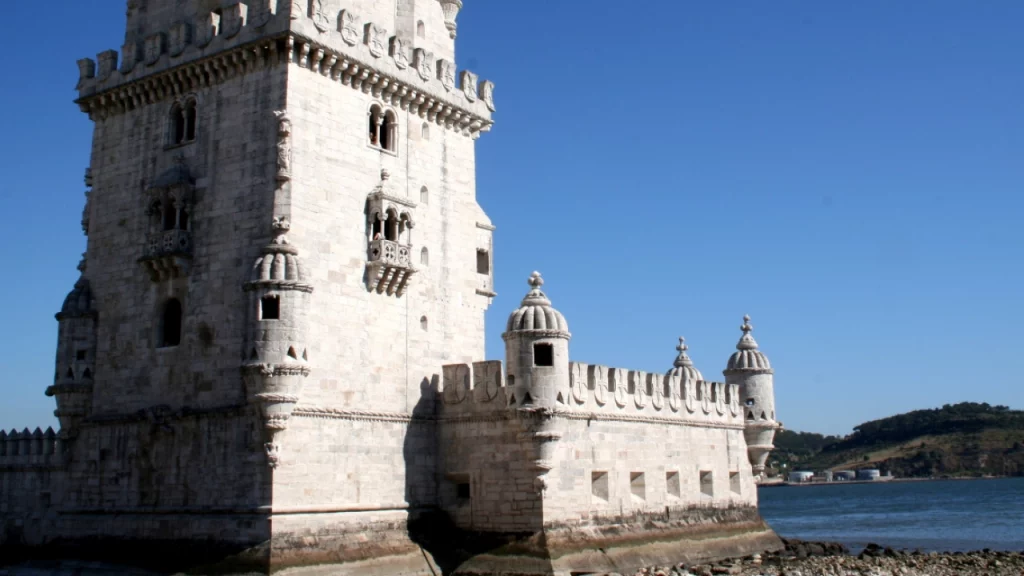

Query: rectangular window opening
left=730, top=471, right=741, bottom=495
left=533, top=343, right=554, bottom=367
left=448, top=473, right=471, bottom=503
left=630, top=472, right=645, bottom=501
left=476, top=249, right=490, bottom=274
left=666, top=471, right=680, bottom=498
left=591, top=471, right=609, bottom=502
left=76, top=350, right=87, bottom=361
left=261, top=296, right=280, bottom=320
left=700, top=470, right=713, bottom=497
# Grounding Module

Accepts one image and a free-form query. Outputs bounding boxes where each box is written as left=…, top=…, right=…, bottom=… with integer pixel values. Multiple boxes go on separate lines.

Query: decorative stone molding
left=461, top=70, right=477, bottom=102
left=140, top=158, right=195, bottom=282
left=480, top=80, right=495, bottom=112
left=249, top=0, right=276, bottom=28
left=366, top=170, right=417, bottom=296
left=222, top=2, right=249, bottom=38
left=144, top=33, right=165, bottom=66
left=366, top=23, right=387, bottom=58
left=390, top=36, right=410, bottom=69
left=97, top=50, right=118, bottom=80
left=438, top=59, right=455, bottom=92
left=120, top=41, right=141, bottom=73
left=309, top=0, right=329, bottom=33
left=274, top=110, right=292, bottom=182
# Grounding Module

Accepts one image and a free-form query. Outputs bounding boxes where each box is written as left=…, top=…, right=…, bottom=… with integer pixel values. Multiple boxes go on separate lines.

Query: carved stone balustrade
left=140, top=229, right=192, bottom=281
left=367, top=239, right=415, bottom=296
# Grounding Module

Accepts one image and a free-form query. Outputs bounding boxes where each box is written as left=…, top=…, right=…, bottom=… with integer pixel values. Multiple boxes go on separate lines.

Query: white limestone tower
left=723, top=315, right=779, bottom=478
left=503, top=272, right=571, bottom=408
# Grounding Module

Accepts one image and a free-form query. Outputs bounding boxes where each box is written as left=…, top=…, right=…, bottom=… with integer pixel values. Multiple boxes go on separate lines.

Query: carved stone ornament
left=76, top=59, right=95, bottom=88
left=309, top=0, right=329, bottom=33
left=82, top=191, right=91, bottom=236
left=339, top=10, right=360, bottom=45
left=97, top=50, right=118, bottom=79
left=274, top=111, right=292, bottom=182
left=479, top=80, right=496, bottom=112
left=413, top=48, right=434, bottom=82
left=195, top=13, right=215, bottom=48
left=633, top=371, right=647, bottom=409
left=460, top=70, right=478, bottom=102
left=168, top=22, right=191, bottom=57
left=613, top=368, right=627, bottom=408
left=144, top=33, right=165, bottom=66
left=120, top=41, right=141, bottom=73
left=365, top=23, right=387, bottom=58
left=222, top=2, right=248, bottom=38
left=390, top=36, right=410, bottom=69
left=437, top=59, right=455, bottom=92
left=684, top=380, right=695, bottom=413
left=652, top=375, right=664, bottom=410
left=592, top=366, right=608, bottom=406
left=437, top=0, right=463, bottom=39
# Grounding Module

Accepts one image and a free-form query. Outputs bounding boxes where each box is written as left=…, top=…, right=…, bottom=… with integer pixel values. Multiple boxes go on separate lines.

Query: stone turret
left=723, top=315, right=779, bottom=479
left=46, top=257, right=97, bottom=435
left=502, top=272, right=570, bottom=409
left=241, top=217, right=313, bottom=468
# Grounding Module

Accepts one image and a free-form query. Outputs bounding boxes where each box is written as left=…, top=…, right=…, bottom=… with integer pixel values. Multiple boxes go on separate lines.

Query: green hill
left=770, top=402, right=1024, bottom=478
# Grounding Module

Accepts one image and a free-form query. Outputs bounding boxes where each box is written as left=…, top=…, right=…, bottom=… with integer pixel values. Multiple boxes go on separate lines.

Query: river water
left=758, top=477, right=1024, bottom=552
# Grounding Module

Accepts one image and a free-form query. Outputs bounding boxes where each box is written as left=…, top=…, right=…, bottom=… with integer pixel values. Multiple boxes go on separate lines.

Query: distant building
left=789, top=471, right=815, bottom=483
left=834, top=470, right=857, bottom=481
left=857, top=469, right=881, bottom=480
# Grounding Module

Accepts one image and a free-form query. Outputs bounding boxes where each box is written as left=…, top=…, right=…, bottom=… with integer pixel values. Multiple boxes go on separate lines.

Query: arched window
left=420, top=316, right=428, bottom=331
left=384, top=209, right=399, bottom=241
left=420, top=186, right=429, bottom=204
left=160, top=298, right=183, bottom=347
left=420, top=247, right=429, bottom=266
left=416, top=20, right=425, bottom=38
left=421, top=122, right=430, bottom=141
left=368, top=105, right=398, bottom=152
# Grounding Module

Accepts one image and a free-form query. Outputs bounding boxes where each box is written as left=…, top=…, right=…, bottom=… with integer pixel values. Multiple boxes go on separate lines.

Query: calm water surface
left=758, top=477, right=1024, bottom=552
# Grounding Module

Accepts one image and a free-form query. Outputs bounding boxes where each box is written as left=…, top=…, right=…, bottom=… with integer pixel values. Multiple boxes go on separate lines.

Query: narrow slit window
left=261, top=296, right=280, bottom=320
left=666, top=471, right=681, bottom=498
left=700, top=470, right=713, bottom=497
left=184, top=100, right=197, bottom=141
left=591, top=471, right=609, bottom=501
left=630, top=472, right=645, bottom=501
left=533, top=343, right=554, bottom=367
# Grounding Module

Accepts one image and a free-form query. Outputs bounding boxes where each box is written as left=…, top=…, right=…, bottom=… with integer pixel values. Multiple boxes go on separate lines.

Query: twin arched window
left=169, top=98, right=198, bottom=145
left=369, top=104, right=397, bottom=152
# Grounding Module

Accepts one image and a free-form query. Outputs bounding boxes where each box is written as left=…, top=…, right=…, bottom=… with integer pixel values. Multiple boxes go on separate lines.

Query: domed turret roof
left=246, top=217, right=312, bottom=292
left=503, top=272, right=570, bottom=339
left=725, top=315, right=772, bottom=372
left=667, top=337, right=703, bottom=382
left=56, top=257, right=95, bottom=320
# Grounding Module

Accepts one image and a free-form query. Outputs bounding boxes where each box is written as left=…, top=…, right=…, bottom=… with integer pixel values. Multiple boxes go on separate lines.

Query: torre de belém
left=0, top=2, right=784, bottom=574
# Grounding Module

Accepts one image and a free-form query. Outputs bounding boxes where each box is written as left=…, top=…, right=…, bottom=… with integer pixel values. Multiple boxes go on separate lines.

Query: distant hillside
left=770, top=402, right=1024, bottom=478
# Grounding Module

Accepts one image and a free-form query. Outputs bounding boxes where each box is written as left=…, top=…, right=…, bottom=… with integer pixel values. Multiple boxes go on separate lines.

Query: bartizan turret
left=723, top=315, right=779, bottom=479
left=241, top=217, right=313, bottom=468
left=46, top=256, right=96, bottom=436
left=503, top=272, right=570, bottom=409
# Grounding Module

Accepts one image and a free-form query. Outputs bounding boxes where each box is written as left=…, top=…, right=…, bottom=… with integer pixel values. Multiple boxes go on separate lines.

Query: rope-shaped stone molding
left=291, top=406, right=419, bottom=424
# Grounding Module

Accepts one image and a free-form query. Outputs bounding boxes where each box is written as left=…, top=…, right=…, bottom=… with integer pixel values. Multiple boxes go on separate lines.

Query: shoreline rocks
left=622, top=539, right=1024, bottom=576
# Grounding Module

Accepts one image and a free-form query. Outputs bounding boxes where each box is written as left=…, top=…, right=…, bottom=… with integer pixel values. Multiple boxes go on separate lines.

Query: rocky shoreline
left=624, top=539, right=1024, bottom=576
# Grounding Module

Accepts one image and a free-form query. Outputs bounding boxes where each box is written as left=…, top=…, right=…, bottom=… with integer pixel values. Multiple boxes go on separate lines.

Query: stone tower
left=723, top=315, right=780, bottom=478
left=42, top=0, right=496, bottom=571
left=503, top=271, right=571, bottom=409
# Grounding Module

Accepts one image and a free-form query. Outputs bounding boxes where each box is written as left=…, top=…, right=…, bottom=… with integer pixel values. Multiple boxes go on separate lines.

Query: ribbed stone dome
left=58, top=278, right=93, bottom=318
left=726, top=315, right=772, bottom=372
left=250, top=248, right=307, bottom=283
left=503, top=272, right=570, bottom=338
left=667, top=337, right=703, bottom=382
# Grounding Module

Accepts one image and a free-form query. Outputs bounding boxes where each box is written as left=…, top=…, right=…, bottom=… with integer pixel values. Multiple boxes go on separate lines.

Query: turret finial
left=528, top=271, right=543, bottom=289
left=737, top=315, right=758, bottom=350
left=674, top=336, right=694, bottom=368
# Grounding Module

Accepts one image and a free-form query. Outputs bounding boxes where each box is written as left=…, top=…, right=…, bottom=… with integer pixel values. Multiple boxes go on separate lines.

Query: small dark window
left=184, top=100, right=197, bottom=141
left=75, top=350, right=87, bottom=361
left=745, top=399, right=755, bottom=406
left=261, top=296, right=280, bottom=320
left=178, top=207, right=189, bottom=230
left=476, top=250, right=490, bottom=274
left=456, top=482, right=470, bottom=500
left=163, top=204, right=177, bottom=231
left=82, top=368, right=92, bottom=380
left=160, top=298, right=183, bottom=348
left=171, top=103, right=185, bottom=144
left=534, top=343, right=554, bottom=367
left=369, top=105, right=397, bottom=152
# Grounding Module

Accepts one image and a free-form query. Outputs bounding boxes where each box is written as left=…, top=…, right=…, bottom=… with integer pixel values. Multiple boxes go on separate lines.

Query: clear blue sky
left=1, top=2, right=1021, bottom=436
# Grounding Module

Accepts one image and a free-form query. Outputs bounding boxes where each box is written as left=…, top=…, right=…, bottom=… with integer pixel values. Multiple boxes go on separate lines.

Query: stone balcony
left=140, top=229, right=192, bottom=281
left=367, top=238, right=415, bottom=297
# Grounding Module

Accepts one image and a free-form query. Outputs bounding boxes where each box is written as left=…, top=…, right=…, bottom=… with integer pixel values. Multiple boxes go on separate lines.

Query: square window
left=666, top=471, right=680, bottom=498
left=261, top=296, right=280, bottom=320
left=476, top=250, right=490, bottom=274
left=456, top=482, right=470, bottom=500
left=630, top=472, right=645, bottom=501
left=76, top=350, right=87, bottom=361
left=700, top=470, right=713, bottom=497
left=533, top=343, right=554, bottom=367
left=591, top=471, right=609, bottom=502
